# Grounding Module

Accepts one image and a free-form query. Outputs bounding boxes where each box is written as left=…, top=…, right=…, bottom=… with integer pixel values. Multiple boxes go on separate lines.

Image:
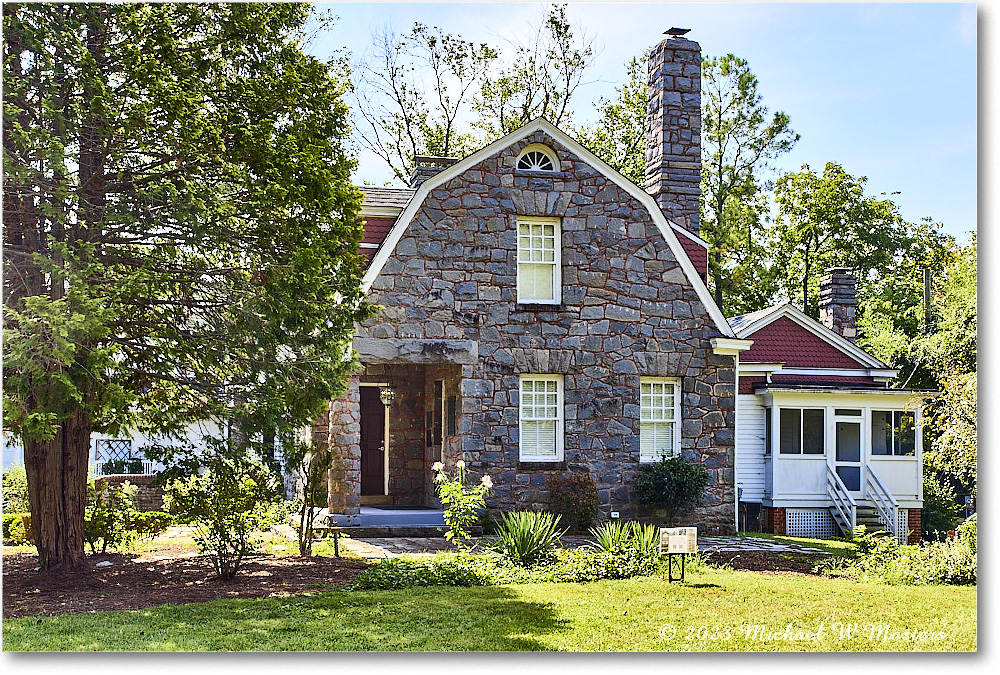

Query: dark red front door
left=360, top=386, right=385, bottom=495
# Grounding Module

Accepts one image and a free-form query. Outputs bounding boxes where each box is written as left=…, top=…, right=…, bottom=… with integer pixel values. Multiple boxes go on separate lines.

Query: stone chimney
left=819, top=268, right=858, bottom=341
left=409, top=155, right=459, bottom=188
left=645, top=32, right=701, bottom=235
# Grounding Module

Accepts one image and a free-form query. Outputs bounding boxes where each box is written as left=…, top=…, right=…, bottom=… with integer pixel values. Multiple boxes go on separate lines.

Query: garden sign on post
left=660, top=527, right=698, bottom=582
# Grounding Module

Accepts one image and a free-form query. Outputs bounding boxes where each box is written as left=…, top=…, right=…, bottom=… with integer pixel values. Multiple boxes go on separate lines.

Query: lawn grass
left=739, top=532, right=858, bottom=556
left=3, top=566, right=975, bottom=652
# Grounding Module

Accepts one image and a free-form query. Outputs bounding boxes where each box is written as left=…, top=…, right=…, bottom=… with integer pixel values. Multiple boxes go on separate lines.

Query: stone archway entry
left=359, top=386, right=385, bottom=496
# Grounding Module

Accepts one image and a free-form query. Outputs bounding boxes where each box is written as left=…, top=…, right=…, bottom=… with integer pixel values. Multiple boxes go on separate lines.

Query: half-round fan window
left=517, top=145, right=558, bottom=171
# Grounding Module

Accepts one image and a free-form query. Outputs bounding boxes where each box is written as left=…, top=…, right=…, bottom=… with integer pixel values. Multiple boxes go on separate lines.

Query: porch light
left=379, top=385, right=396, bottom=408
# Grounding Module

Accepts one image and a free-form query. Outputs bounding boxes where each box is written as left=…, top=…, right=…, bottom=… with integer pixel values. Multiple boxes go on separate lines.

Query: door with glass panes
left=831, top=408, right=864, bottom=495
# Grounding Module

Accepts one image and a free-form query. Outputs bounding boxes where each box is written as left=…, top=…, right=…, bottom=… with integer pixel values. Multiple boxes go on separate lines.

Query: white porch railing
left=865, top=464, right=900, bottom=542
left=93, top=459, right=158, bottom=476
left=826, top=466, right=857, bottom=537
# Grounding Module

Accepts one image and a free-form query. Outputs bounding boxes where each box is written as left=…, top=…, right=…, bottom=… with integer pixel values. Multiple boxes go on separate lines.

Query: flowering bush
left=433, top=460, right=492, bottom=547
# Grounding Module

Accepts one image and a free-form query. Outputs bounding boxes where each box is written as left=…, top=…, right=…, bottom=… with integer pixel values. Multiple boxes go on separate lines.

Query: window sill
left=518, top=460, right=566, bottom=470
left=515, top=302, right=563, bottom=312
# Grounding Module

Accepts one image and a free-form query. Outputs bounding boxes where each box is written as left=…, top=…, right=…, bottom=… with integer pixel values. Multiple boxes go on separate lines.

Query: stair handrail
left=827, top=466, right=857, bottom=537
left=865, top=465, right=899, bottom=540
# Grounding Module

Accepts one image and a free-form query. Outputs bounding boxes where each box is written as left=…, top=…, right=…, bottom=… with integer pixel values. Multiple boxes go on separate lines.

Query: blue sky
left=310, top=2, right=977, bottom=242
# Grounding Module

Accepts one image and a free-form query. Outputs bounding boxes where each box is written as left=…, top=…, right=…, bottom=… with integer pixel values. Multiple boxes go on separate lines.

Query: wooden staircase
left=827, top=465, right=902, bottom=541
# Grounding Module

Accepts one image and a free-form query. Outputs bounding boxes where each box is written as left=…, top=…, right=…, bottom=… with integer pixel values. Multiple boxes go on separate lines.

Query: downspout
left=733, top=352, right=740, bottom=535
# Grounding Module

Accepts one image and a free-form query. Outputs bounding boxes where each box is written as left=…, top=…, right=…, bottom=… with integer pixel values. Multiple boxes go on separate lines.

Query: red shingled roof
left=740, top=315, right=866, bottom=368
left=674, top=229, right=707, bottom=280
left=362, top=216, right=396, bottom=248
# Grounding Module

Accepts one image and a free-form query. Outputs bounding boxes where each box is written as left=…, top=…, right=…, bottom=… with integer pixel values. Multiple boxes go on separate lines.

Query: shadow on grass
left=6, top=585, right=569, bottom=651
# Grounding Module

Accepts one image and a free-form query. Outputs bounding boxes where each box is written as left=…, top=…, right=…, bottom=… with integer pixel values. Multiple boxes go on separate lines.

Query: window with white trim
left=871, top=410, right=916, bottom=456
left=519, top=375, right=563, bottom=461
left=517, top=217, right=560, bottom=303
left=640, top=377, right=680, bottom=461
left=779, top=408, right=825, bottom=454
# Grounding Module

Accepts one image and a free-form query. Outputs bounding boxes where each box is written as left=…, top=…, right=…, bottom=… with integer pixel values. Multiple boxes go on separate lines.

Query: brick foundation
left=95, top=474, right=163, bottom=512
left=907, top=508, right=922, bottom=544
left=763, top=506, right=787, bottom=535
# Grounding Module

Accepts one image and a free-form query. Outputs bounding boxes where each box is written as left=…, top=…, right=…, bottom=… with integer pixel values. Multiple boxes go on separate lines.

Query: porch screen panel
left=779, top=409, right=801, bottom=454
left=802, top=409, right=825, bottom=454
left=520, top=377, right=561, bottom=459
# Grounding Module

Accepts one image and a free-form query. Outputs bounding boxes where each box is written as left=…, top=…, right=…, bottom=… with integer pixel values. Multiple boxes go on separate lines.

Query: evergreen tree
left=3, top=3, right=373, bottom=571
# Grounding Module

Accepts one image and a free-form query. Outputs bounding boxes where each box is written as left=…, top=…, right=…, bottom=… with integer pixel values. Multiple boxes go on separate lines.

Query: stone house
left=314, top=32, right=926, bottom=539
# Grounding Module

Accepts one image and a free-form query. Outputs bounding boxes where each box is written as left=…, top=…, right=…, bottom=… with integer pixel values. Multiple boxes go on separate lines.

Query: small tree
left=548, top=471, right=599, bottom=531
left=163, top=448, right=280, bottom=579
left=632, top=455, right=710, bottom=525
left=283, top=441, right=334, bottom=556
left=921, top=472, right=961, bottom=541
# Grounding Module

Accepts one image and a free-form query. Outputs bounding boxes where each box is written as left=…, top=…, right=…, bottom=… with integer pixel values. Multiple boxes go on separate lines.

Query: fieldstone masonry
left=349, top=127, right=737, bottom=532
left=646, top=36, right=702, bottom=235
left=316, top=378, right=361, bottom=515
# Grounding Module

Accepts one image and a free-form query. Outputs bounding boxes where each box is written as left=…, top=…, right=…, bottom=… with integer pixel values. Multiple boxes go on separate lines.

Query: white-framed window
left=517, top=216, right=560, bottom=303
left=640, top=377, right=681, bottom=461
left=516, top=144, right=559, bottom=171
left=871, top=410, right=916, bottom=456
left=779, top=408, right=825, bottom=455
left=519, top=375, right=563, bottom=461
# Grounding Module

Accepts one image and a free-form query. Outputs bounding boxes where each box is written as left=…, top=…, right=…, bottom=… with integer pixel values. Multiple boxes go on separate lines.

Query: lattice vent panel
left=786, top=508, right=837, bottom=538
left=895, top=509, right=909, bottom=543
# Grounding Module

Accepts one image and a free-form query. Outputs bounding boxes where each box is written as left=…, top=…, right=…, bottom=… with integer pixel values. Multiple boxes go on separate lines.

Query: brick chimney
left=645, top=32, right=701, bottom=235
left=409, top=155, right=459, bottom=188
left=819, top=268, right=857, bottom=341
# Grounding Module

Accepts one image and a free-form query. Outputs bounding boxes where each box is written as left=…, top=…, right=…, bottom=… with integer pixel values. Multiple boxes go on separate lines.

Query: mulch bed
left=704, top=550, right=830, bottom=575
left=2, top=549, right=368, bottom=619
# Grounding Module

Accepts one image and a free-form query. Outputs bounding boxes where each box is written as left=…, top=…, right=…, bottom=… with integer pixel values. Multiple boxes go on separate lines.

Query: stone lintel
left=354, top=337, right=479, bottom=365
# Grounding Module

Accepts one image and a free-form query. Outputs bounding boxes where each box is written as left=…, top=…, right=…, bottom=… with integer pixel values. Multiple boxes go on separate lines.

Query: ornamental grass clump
left=433, top=460, right=492, bottom=548
left=493, top=510, right=566, bottom=567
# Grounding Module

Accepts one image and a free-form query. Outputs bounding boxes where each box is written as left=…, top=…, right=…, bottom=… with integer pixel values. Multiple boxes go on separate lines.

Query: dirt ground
left=2, top=538, right=830, bottom=619
left=704, top=550, right=830, bottom=575
left=1, top=547, right=367, bottom=619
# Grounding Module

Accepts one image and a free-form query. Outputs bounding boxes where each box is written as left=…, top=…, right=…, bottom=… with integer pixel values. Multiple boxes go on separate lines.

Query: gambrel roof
left=361, top=117, right=736, bottom=338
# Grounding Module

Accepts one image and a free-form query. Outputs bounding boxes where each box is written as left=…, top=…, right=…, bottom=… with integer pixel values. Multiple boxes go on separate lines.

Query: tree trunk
left=802, top=248, right=811, bottom=315
left=25, top=407, right=92, bottom=572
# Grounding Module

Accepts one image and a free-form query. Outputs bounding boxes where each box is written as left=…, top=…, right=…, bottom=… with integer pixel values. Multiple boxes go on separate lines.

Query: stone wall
left=319, top=378, right=361, bottom=515
left=95, top=474, right=163, bottom=512
left=645, top=36, right=701, bottom=235
left=358, top=127, right=737, bottom=532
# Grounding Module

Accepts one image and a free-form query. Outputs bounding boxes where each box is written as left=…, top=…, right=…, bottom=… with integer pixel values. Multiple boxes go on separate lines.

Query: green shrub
left=129, top=511, right=174, bottom=541
left=493, top=510, right=565, bottom=567
left=102, top=458, right=146, bottom=475
left=921, top=474, right=961, bottom=540
left=350, top=556, right=490, bottom=590
left=163, top=456, right=280, bottom=578
left=548, top=471, right=599, bottom=531
left=2, top=463, right=30, bottom=513
left=957, top=513, right=976, bottom=553
left=632, top=455, right=710, bottom=525
left=85, top=481, right=140, bottom=553
left=590, top=520, right=660, bottom=559
left=841, top=526, right=976, bottom=585
left=2, top=513, right=31, bottom=545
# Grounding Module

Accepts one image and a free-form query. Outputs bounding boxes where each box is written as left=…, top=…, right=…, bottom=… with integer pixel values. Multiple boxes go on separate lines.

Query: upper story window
left=779, top=408, right=825, bottom=455
left=640, top=378, right=681, bottom=462
left=871, top=410, right=916, bottom=456
left=516, top=144, right=559, bottom=172
left=517, top=216, right=560, bottom=303
left=519, top=375, right=563, bottom=461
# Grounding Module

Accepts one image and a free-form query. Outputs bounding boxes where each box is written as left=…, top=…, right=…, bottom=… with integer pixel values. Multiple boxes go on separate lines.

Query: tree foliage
left=353, top=22, right=497, bottom=181
left=2, top=3, right=372, bottom=571
left=701, top=54, right=798, bottom=313
left=771, top=162, right=910, bottom=316
left=574, top=55, right=647, bottom=185
left=632, top=455, right=710, bottom=526
left=473, top=4, right=595, bottom=138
